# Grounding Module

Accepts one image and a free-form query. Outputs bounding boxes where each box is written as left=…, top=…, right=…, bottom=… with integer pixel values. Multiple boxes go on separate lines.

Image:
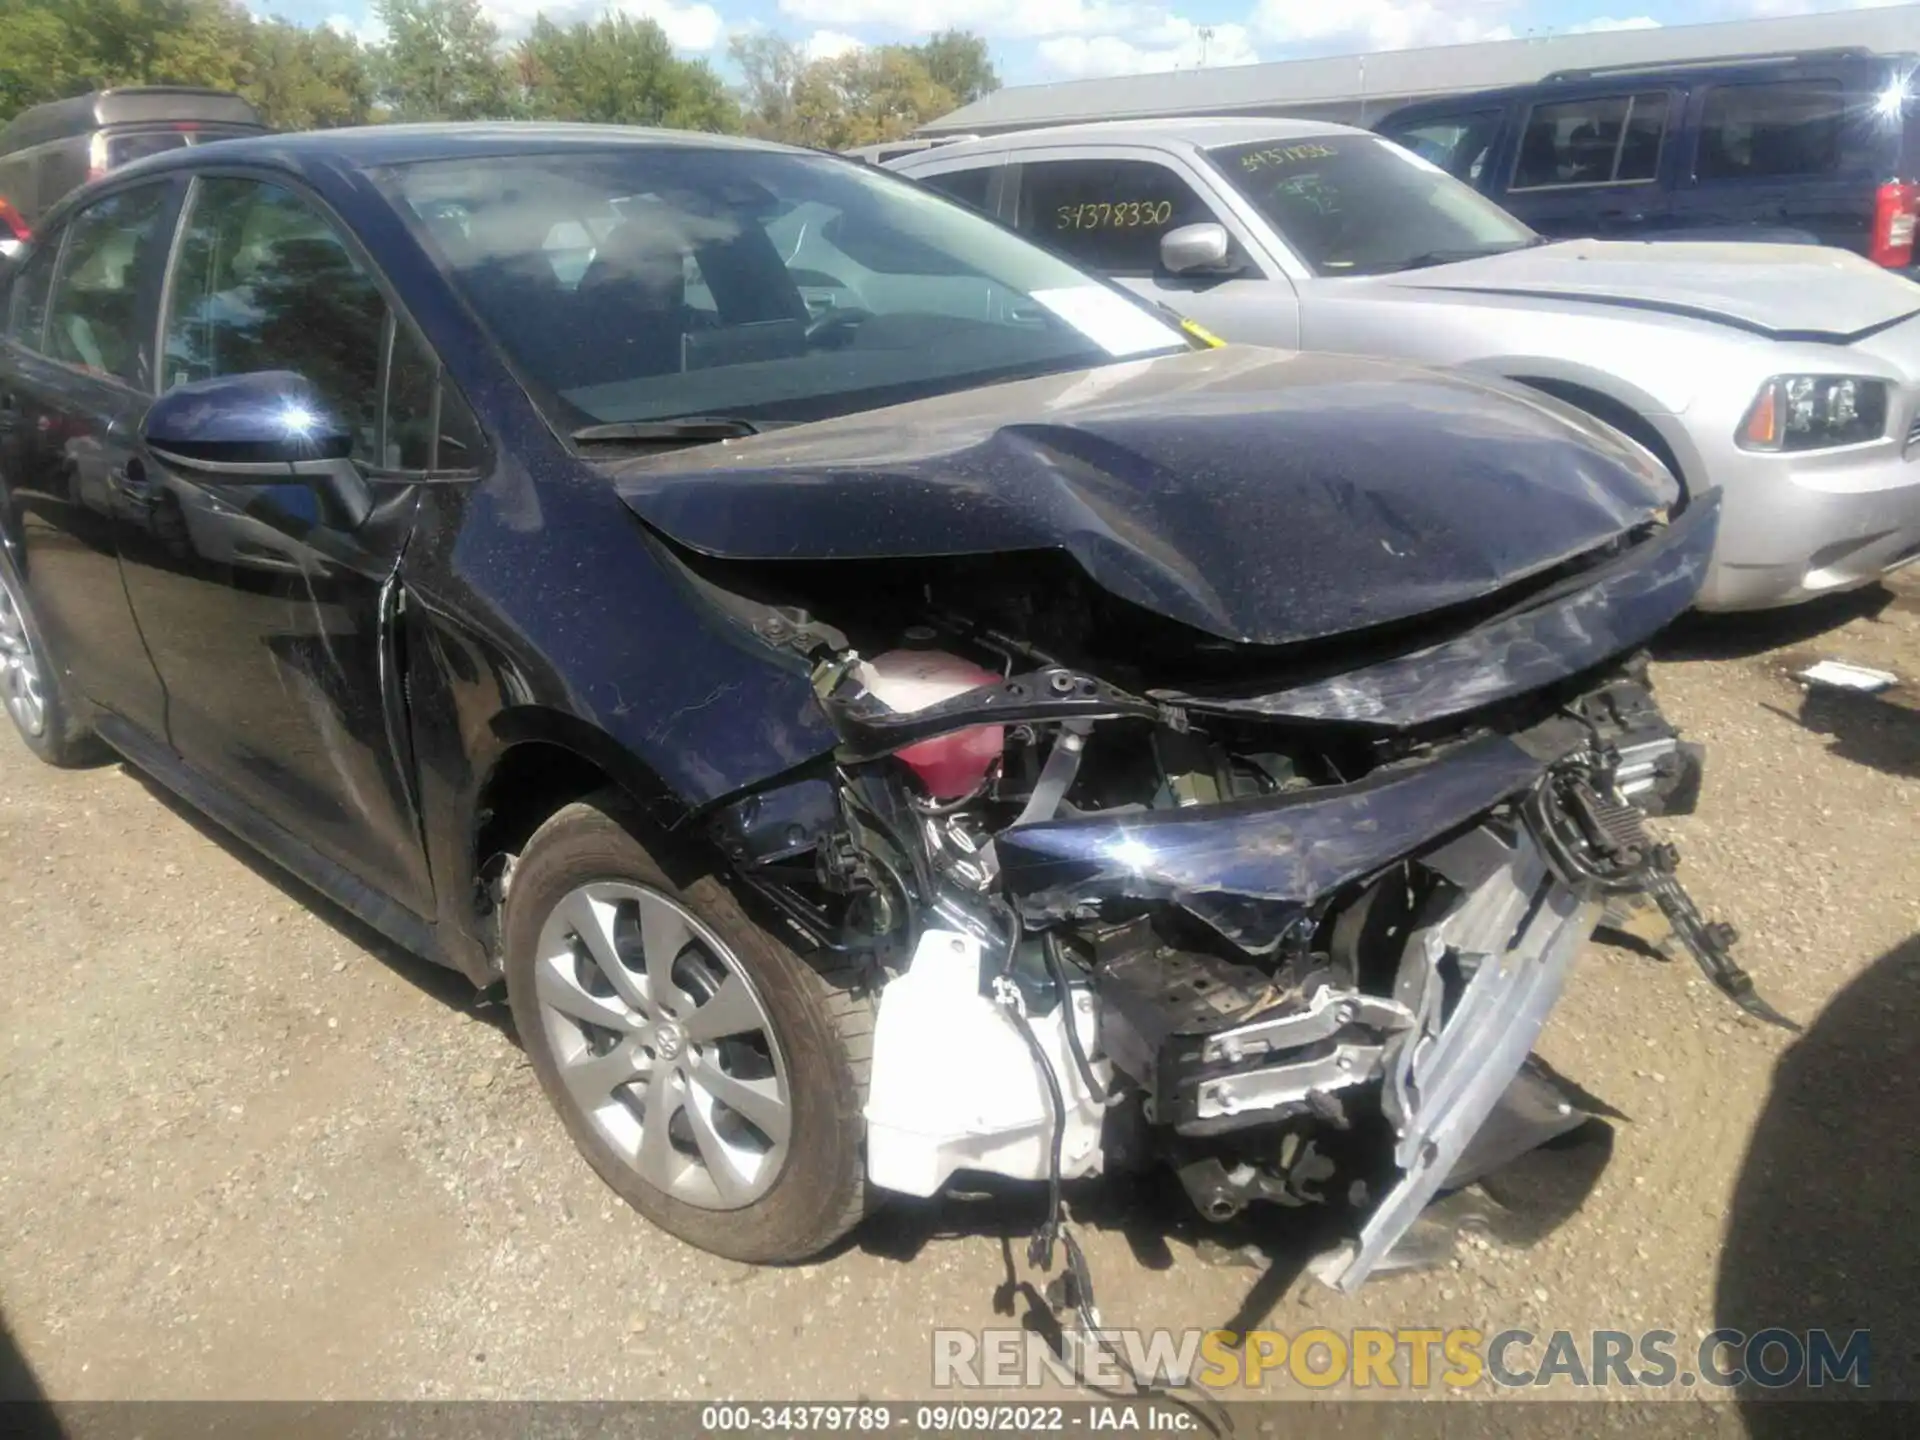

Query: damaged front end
left=679, top=483, right=1779, bottom=1292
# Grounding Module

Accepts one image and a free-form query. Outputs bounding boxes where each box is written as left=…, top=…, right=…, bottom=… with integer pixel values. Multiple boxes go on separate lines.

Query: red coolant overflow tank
left=859, top=649, right=1005, bottom=799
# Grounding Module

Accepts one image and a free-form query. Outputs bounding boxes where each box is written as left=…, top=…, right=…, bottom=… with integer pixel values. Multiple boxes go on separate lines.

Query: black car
left=0, top=124, right=1771, bottom=1284
left=0, top=87, right=267, bottom=231
left=1376, top=48, right=1920, bottom=272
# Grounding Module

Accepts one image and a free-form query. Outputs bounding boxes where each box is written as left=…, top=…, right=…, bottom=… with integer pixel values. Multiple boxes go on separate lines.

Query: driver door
left=115, top=174, right=471, bottom=917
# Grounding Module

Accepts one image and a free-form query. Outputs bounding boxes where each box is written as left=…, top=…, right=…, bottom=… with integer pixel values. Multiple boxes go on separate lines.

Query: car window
left=1209, top=134, right=1536, bottom=276
left=383, top=148, right=1186, bottom=431
left=917, top=166, right=993, bottom=213
left=6, top=233, right=59, bottom=352
left=1382, top=112, right=1502, bottom=183
left=1014, top=158, right=1217, bottom=275
left=1697, top=80, right=1848, bottom=181
left=105, top=131, right=191, bottom=169
left=44, top=183, right=172, bottom=384
left=1511, top=92, right=1669, bottom=190
left=161, top=177, right=473, bottom=471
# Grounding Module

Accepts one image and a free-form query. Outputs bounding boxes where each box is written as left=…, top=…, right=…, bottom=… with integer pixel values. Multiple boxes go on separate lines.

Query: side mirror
left=142, top=372, right=371, bottom=530
left=1159, top=222, right=1240, bottom=277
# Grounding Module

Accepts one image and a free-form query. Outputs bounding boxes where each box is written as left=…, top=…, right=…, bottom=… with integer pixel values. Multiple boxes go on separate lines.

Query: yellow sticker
left=1180, top=317, right=1226, bottom=348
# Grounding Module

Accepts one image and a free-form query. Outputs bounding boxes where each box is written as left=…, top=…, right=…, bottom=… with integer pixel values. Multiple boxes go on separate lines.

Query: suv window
left=1015, top=158, right=1216, bottom=274
left=1383, top=112, right=1502, bottom=183
left=6, top=234, right=59, bottom=351
left=1512, top=92, right=1669, bottom=190
left=161, top=177, right=475, bottom=470
left=1698, top=80, right=1845, bottom=181
left=45, top=183, right=172, bottom=383
left=918, top=166, right=993, bottom=213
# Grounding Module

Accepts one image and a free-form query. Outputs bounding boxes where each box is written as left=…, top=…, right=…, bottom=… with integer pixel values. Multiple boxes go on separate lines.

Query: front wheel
left=504, top=792, right=873, bottom=1262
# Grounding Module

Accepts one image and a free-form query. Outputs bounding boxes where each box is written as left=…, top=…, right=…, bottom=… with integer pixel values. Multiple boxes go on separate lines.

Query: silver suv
left=890, top=117, right=1920, bottom=611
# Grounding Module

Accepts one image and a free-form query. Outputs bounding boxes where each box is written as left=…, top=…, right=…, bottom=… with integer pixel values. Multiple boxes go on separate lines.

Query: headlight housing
left=1738, top=375, right=1889, bottom=451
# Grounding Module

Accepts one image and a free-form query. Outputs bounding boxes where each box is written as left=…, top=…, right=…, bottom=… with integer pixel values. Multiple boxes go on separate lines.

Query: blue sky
left=247, top=0, right=1904, bottom=88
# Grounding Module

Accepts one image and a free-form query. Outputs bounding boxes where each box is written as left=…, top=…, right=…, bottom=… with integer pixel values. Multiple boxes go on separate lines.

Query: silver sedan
left=889, top=117, right=1920, bottom=610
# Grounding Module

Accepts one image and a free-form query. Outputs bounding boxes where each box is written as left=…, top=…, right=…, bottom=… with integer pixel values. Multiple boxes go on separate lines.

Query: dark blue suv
left=1376, top=48, right=1919, bottom=272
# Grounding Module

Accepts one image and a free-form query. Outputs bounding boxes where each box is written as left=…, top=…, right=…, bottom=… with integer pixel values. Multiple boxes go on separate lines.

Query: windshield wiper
left=570, top=417, right=763, bottom=446
left=1365, top=237, right=1551, bottom=275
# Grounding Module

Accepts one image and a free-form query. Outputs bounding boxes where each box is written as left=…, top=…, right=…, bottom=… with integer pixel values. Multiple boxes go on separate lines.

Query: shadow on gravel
left=1717, top=933, right=1920, bottom=1419
left=120, top=765, right=515, bottom=1040
left=1778, top=685, right=1920, bottom=781
left=857, top=1110, right=1617, bottom=1342
left=0, top=1308, right=62, bottom=1437
left=1653, top=585, right=1895, bottom=663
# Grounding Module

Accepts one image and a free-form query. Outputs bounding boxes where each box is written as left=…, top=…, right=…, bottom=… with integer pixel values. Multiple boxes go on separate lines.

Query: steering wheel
left=805, top=306, right=875, bottom=348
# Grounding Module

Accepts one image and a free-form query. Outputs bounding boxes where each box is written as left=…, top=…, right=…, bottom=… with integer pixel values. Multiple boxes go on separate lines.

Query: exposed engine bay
left=684, top=492, right=1792, bottom=1296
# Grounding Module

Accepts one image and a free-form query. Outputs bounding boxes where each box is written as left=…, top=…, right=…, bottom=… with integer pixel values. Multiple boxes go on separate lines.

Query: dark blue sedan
left=0, top=124, right=1762, bottom=1279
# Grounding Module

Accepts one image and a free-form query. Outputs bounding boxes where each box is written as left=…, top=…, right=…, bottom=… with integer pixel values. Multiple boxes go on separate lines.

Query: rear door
left=1493, top=87, right=1679, bottom=238
left=1002, top=145, right=1294, bottom=348
left=1670, top=70, right=1888, bottom=254
left=0, top=180, right=178, bottom=738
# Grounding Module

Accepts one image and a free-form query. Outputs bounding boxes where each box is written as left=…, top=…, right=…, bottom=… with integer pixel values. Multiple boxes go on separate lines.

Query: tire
left=0, top=560, right=104, bottom=768
left=504, top=790, right=873, bottom=1262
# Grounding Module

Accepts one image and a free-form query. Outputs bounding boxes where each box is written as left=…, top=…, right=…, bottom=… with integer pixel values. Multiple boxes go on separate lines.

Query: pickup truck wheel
left=504, top=791, right=873, bottom=1262
left=0, top=565, right=103, bottom=767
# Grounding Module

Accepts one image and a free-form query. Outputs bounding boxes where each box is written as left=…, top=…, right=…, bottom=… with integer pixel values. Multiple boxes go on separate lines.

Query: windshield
left=1208, top=135, right=1537, bottom=277
left=381, top=147, right=1188, bottom=431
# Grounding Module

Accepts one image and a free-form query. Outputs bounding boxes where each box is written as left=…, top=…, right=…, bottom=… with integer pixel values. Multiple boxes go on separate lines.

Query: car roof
left=108, top=121, right=822, bottom=182
left=0, top=87, right=264, bottom=153
left=1380, top=49, right=1914, bottom=119
left=891, top=116, right=1368, bottom=164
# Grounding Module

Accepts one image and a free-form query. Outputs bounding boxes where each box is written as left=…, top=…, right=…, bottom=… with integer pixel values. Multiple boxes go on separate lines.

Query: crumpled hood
left=611, top=346, right=1672, bottom=648
left=1376, top=238, right=1920, bottom=342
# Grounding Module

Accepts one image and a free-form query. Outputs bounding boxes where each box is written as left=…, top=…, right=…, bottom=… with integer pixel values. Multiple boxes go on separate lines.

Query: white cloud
left=1567, top=14, right=1660, bottom=31
left=614, top=0, right=726, bottom=49
left=804, top=28, right=866, bottom=59
left=1039, top=19, right=1258, bottom=78
left=323, top=11, right=389, bottom=46
left=1251, top=0, right=1515, bottom=51
left=778, top=0, right=1145, bottom=40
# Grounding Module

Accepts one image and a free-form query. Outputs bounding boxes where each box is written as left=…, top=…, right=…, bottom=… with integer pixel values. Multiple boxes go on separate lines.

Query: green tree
left=370, top=0, right=510, bottom=121
left=242, top=20, right=376, bottom=131
left=0, top=0, right=89, bottom=119
left=728, top=31, right=806, bottom=142
left=0, top=0, right=254, bottom=118
left=519, top=13, right=737, bottom=131
left=791, top=47, right=954, bottom=152
left=911, top=30, right=997, bottom=106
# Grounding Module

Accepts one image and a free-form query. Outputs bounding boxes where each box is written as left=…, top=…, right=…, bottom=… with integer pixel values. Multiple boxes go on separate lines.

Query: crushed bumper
left=1315, top=822, right=1599, bottom=1292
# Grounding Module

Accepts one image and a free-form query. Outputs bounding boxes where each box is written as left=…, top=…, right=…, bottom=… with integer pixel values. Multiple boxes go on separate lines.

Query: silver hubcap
left=535, top=882, right=791, bottom=1210
left=0, top=573, right=46, bottom=739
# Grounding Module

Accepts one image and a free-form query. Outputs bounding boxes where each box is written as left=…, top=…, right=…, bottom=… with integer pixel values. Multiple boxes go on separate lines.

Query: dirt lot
left=2, top=574, right=1917, bottom=1407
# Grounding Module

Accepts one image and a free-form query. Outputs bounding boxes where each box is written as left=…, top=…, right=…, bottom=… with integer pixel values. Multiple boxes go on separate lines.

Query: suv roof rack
left=1542, top=46, right=1876, bottom=83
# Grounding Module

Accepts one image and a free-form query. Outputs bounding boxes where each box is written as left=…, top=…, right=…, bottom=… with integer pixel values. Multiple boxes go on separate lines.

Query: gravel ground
left=1, top=573, right=1916, bottom=1406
